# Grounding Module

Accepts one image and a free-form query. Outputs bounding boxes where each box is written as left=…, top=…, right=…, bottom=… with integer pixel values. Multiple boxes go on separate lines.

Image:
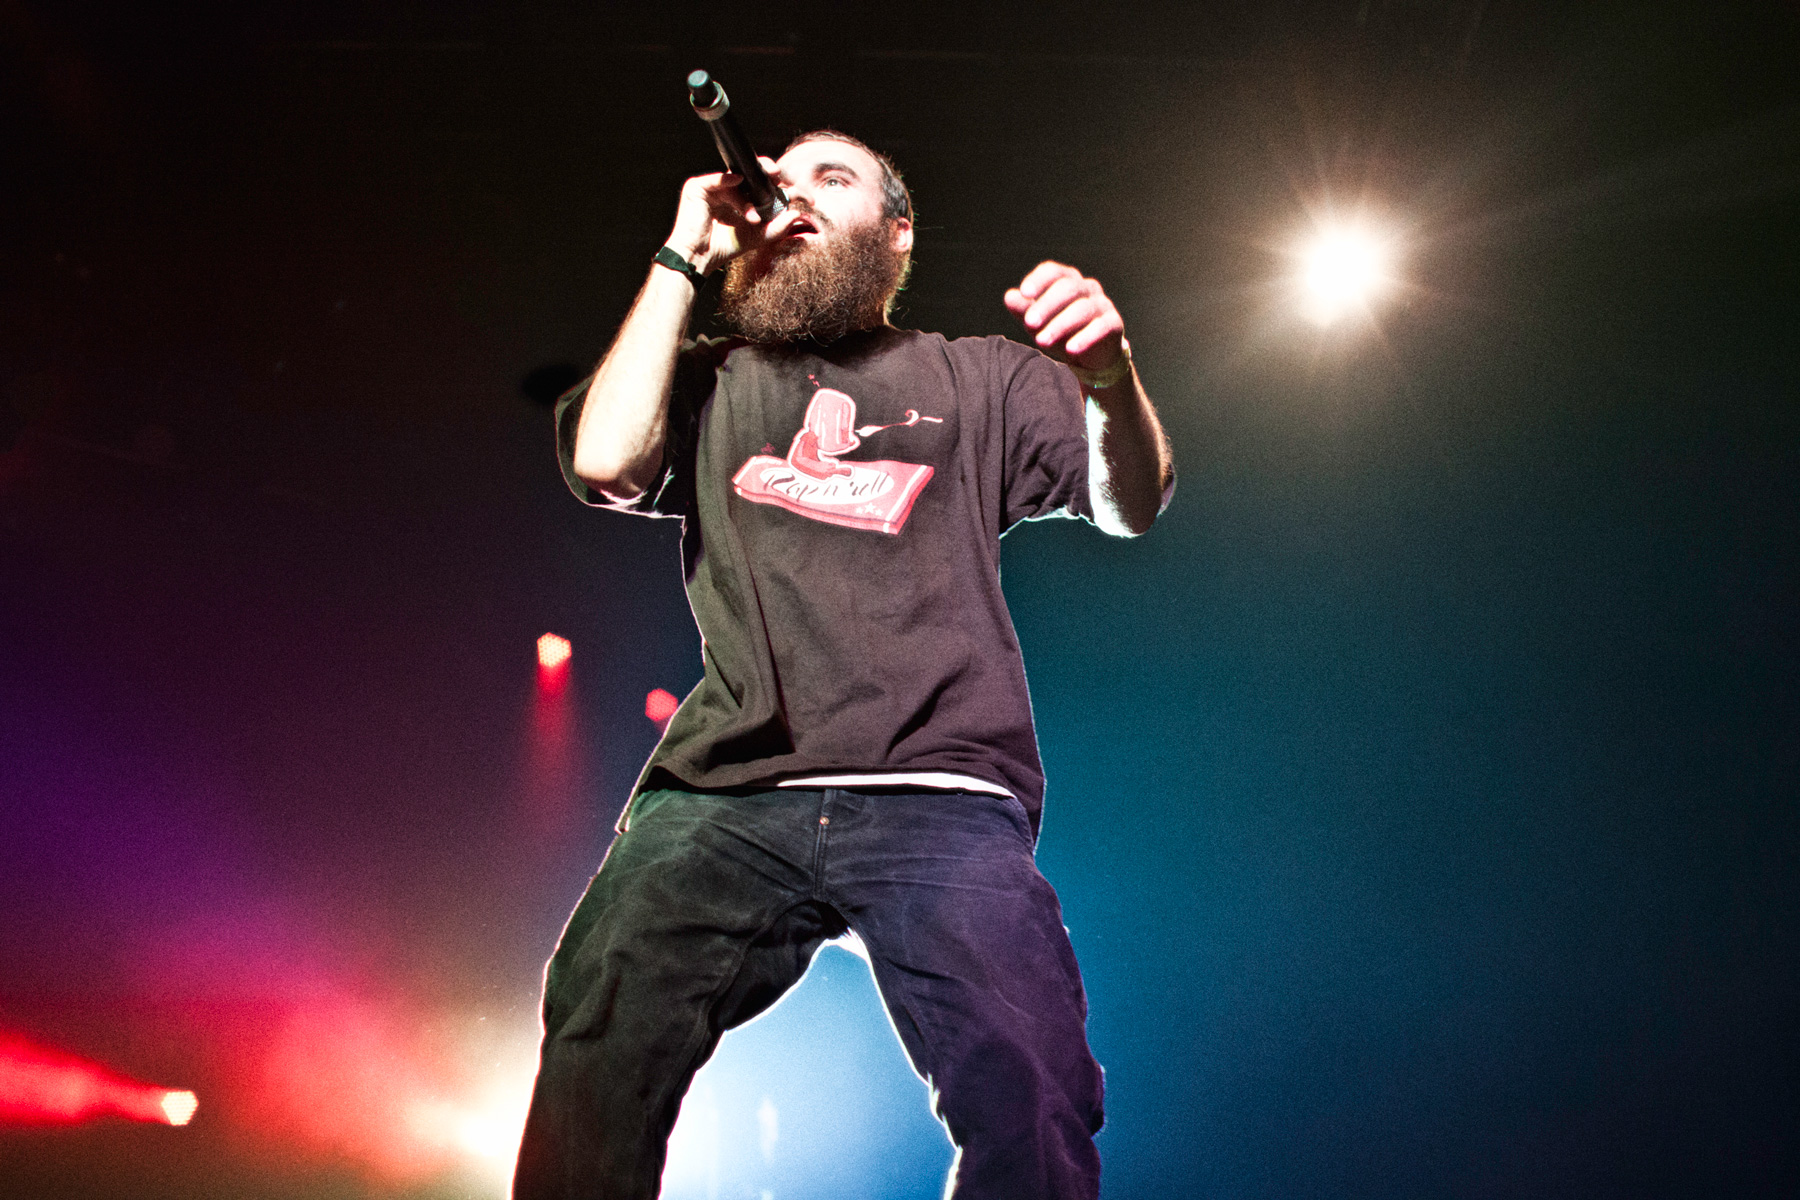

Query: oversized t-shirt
left=556, top=326, right=1093, bottom=833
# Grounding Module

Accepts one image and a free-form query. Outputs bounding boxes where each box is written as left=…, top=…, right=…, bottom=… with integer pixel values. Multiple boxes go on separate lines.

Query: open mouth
left=781, top=214, right=820, bottom=240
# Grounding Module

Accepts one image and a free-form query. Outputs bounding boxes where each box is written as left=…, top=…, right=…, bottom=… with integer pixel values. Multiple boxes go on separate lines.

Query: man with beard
left=514, top=131, right=1173, bottom=1200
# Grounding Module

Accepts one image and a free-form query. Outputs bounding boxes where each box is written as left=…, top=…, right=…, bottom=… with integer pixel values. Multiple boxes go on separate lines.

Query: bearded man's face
left=718, top=138, right=913, bottom=344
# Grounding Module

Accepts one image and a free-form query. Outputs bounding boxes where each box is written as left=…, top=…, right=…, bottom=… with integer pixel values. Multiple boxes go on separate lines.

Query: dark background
left=3, top=1, right=1797, bottom=1197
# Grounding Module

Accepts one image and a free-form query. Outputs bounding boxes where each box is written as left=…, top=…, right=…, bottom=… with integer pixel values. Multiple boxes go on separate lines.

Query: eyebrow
left=776, top=159, right=861, bottom=185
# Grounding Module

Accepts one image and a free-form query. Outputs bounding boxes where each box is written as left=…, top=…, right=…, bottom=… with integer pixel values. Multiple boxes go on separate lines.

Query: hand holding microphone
left=659, top=71, right=789, bottom=281
left=687, top=71, right=787, bottom=220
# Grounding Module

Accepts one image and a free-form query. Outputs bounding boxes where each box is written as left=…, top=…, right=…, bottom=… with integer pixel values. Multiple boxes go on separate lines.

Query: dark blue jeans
left=511, top=786, right=1105, bottom=1199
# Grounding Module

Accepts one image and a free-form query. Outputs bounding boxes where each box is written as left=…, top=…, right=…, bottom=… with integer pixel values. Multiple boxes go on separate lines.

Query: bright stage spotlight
left=402, top=1051, right=538, bottom=1185
left=536, top=633, right=572, bottom=670
left=1295, top=223, right=1395, bottom=326
left=159, top=1090, right=199, bottom=1126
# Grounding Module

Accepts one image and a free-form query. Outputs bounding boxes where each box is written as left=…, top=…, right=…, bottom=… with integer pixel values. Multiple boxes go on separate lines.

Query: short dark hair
left=782, top=129, right=914, bottom=225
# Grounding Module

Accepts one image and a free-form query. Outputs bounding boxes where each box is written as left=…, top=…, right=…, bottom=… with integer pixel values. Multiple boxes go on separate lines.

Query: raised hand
left=666, top=156, right=791, bottom=276
left=1004, top=261, right=1127, bottom=373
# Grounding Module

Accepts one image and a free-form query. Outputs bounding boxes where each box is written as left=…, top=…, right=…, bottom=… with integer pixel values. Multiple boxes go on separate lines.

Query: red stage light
left=645, top=688, right=680, bottom=724
left=161, top=1089, right=199, bottom=1125
left=537, top=633, right=572, bottom=670
left=0, top=1032, right=197, bottom=1127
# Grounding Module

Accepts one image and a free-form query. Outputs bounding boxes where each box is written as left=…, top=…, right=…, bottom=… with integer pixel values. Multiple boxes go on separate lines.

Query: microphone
left=687, top=70, right=788, bottom=221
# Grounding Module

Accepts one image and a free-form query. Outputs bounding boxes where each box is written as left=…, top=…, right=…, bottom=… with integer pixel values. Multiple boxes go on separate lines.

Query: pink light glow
left=136, top=910, right=538, bottom=1186
left=0, top=1031, right=197, bottom=1127
left=645, top=688, right=680, bottom=724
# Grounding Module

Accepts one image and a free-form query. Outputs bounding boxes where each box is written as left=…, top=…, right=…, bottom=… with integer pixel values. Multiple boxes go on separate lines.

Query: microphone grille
left=686, top=69, right=727, bottom=117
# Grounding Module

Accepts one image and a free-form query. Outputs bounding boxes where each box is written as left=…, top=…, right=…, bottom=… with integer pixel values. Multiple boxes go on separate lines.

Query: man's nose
left=779, top=178, right=813, bottom=208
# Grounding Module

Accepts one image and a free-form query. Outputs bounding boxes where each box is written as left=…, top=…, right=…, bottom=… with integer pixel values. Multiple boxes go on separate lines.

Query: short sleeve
left=999, top=340, right=1093, bottom=531
left=553, top=338, right=724, bottom=517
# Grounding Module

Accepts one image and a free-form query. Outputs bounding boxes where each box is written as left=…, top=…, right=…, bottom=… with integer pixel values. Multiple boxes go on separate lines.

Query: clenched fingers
left=1013, top=259, right=1081, bottom=302
left=1004, top=260, right=1124, bottom=368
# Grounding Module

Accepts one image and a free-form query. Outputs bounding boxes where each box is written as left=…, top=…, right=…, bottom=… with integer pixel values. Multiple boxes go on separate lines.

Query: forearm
left=571, top=264, right=699, bottom=501
left=1084, top=362, right=1173, bottom=537
left=1003, top=260, right=1172, bottom=535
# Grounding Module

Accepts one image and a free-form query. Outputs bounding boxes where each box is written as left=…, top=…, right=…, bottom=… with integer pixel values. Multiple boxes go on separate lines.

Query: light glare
left=537, top=633, right=572, bottom=670
left=399, top=1041, right=538, bottom=1183
left=1298, top=226, right=1392, bottom=325
left=0, top=1032, right=199, bottom=1129
left=758, top=1095, right=779, bottom=1162
left=160, top=1090, right=199, bottom=1126
left=645, top=688, right=680, bottom=724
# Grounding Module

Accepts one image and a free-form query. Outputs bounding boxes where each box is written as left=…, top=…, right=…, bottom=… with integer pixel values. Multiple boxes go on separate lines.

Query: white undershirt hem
left=775, top=771, right=1014, bottom=798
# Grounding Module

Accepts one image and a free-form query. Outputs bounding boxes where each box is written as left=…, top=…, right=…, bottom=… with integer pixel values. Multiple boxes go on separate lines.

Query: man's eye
left=822, top=177, right=847, bottom=187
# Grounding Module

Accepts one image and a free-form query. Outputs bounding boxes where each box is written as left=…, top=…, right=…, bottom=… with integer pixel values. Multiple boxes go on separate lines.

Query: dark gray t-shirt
left=556, top=326, right=1092, bottom=832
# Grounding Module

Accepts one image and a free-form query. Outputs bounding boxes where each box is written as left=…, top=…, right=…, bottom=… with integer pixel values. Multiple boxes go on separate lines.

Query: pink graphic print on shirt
left=732, top=384, right=943, bottom=535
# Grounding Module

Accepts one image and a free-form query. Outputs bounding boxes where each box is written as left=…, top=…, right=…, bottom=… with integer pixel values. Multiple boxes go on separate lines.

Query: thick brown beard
left=719, top=218, right=907, bottom=344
